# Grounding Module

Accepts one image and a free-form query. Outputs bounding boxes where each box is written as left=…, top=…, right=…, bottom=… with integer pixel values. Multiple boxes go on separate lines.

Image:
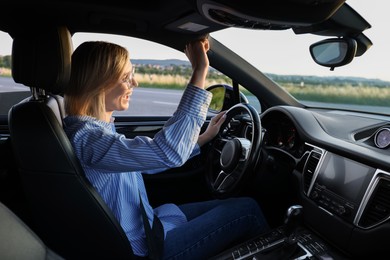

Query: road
left=0, top=76, right=183, bottom=116
left=0, top=76, right=29, bottom=92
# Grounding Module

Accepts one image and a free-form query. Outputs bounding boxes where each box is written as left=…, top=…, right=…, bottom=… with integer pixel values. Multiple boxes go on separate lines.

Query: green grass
left=282, top=83, right=390, bottom=106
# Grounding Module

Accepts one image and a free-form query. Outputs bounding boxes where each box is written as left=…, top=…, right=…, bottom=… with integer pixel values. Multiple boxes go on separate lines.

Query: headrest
left=11, top=26, right=73, bottom=95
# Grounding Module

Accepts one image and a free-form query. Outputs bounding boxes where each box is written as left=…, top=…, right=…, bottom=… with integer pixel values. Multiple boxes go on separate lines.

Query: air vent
left=302, top=149, right=323, bottom=195
left=359, top=178, right=390, bottom=228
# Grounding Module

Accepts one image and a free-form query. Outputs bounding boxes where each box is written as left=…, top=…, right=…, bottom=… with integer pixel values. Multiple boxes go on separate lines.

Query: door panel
left=114, top=116, right=214, bottom=207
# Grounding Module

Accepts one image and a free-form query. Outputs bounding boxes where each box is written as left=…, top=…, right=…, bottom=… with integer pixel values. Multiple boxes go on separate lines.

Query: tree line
left=0, top=55, right=11, bottom=68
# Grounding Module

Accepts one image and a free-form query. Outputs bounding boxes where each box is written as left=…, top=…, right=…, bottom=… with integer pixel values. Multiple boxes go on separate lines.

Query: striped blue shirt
left=63, top=85, right=212, bottom=256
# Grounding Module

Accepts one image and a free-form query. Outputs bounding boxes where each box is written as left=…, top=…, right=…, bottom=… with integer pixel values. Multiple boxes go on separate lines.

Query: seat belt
left=139, top=191, right=164, bottom=260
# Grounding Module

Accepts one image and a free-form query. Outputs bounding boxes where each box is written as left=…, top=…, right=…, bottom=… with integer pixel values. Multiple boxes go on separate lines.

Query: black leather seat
left=0, top=201, right=64, bottom=260
left=8, top=26, right=137, bottom=259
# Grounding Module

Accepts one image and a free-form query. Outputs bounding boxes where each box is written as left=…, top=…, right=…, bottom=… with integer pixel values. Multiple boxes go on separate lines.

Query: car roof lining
left=1, top=1, right=371, bottom=49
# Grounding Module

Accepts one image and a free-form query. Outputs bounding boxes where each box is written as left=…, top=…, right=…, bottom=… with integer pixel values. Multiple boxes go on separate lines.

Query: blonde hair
left=64, top=41, right=130, bottom=120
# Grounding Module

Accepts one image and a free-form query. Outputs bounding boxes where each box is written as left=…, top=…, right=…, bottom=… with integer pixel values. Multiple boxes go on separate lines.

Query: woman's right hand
left=197, top=111, right=226, bottom=147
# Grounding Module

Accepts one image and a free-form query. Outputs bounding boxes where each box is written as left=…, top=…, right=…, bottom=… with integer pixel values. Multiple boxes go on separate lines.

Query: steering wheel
left=205, top=103, right=262, bottom=198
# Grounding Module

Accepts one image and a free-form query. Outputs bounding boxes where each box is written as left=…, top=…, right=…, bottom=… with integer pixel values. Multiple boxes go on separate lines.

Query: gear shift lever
left=284, top=205, right=303, bottom=244
left=257, top=205, right=304, bottom=259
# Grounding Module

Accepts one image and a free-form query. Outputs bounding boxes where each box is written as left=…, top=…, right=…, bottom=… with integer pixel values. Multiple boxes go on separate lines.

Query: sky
left=1, top=0, right=389, bottom=81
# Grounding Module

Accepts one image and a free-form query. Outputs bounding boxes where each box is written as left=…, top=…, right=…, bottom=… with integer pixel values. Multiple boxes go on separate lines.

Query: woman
left=63, top=37, right=269, bottom=259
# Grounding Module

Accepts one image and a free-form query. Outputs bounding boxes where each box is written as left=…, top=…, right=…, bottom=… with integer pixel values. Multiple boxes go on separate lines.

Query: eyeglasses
left=122, top=66, right=136, bottom=89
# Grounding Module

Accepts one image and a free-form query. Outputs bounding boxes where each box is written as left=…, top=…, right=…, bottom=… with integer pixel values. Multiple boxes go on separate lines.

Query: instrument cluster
left=262, top=116, right=305, bottom=158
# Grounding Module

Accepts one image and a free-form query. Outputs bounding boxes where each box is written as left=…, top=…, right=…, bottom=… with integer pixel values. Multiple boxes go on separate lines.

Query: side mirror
left=310, top=37, right=357, bottom=70
left=207, top=84, right=248, bottom=113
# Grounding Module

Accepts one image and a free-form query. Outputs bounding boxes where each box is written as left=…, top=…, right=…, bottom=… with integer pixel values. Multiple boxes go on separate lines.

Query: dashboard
left=259, top=105, right=390, bottom=258
left=261, top=106, right=390, bottom=170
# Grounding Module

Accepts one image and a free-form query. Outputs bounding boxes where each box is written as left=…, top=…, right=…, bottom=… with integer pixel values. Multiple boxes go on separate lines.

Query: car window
left=0, top=31, right=260, bottom=118
left=0, top=31, right=31, bottom=118
left=73, top=33, right=188, bottom=117
left=73, top=33, right=260, bottom=117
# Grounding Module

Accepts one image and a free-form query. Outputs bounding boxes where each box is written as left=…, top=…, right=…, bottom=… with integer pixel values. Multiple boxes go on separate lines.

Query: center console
left=212, top=144, right=390, bottom=259
left=304, top=149, right=375, bottom=226
left=211, top=226, right=341, bottom=260
left=211, top=205, right=347, bottom=260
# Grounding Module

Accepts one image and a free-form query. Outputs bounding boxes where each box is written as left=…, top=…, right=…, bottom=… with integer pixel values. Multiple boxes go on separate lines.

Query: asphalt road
left=0, top=76, right=183, bottom=116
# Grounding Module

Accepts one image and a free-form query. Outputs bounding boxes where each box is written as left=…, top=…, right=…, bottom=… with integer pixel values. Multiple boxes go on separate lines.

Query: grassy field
left=281, top=83, right=390, bottom=106
left=137, top=73, right=390, bottom=107
left=135, top=73, right=224, bottom=90
left=2, top=67, right=389, bottom=107
left=0, top=68, right=11, bottom=77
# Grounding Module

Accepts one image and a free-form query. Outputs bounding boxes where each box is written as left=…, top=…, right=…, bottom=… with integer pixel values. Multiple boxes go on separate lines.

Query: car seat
left=0, top=201, right=64, bottom=260
left=8, top=25, right=140, bottom=259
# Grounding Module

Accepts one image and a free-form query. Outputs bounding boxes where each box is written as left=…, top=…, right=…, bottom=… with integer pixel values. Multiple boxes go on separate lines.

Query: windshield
left=211, top=0, right=390, bottom=115
left=0, top=1, right=388, bottom=117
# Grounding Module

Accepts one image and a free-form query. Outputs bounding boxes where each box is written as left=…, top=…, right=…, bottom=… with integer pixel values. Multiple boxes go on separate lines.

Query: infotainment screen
left=315, top=152, right=375, bottom=204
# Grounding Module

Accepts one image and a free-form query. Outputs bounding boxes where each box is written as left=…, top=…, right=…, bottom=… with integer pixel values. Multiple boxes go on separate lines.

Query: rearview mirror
left=310, top=38, right=357, bottom=70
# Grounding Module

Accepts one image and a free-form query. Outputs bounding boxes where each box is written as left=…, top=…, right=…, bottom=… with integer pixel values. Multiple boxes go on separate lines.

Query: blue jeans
left=162, top=197, right=270, bottom=260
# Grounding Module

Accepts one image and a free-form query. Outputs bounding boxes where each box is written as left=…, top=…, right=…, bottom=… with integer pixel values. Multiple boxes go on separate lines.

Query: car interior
left=0, top=0, right=389, bottom=260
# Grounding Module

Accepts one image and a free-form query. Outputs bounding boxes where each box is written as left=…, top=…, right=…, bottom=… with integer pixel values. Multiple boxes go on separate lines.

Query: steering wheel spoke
left=213, top=170, right=237, bottom=192
left=211, top=137, right=230, bottom=154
